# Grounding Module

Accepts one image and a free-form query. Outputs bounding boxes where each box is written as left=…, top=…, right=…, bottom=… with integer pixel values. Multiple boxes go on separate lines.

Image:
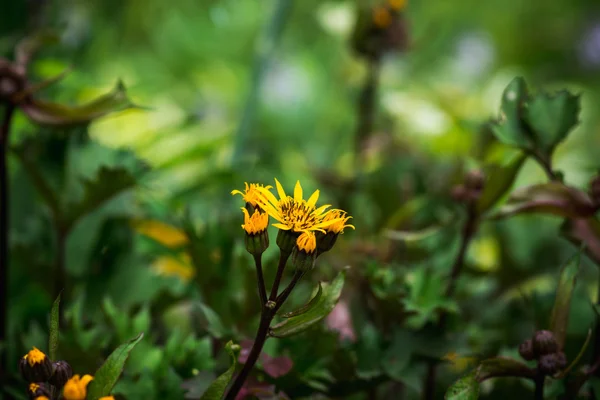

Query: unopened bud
left=19, top=348, right=52, bottom=383
left=316, top=231, right=338, bottom=254
left=532, top=330, right=558, bottom=358
left=538, top=353, right=562, bottom=376
left=291, top=246, right=316, bottom=273
left=27, top=382, right=51, bottom=399
left=465, top=170, right=485, bottom=192
left=49, top=360, right=73, bottom=388
left=276, top=229, right=298, bottom=255
left=245, top=231, right=269, bottom=256
left=518, top=339, right=534, bottom=361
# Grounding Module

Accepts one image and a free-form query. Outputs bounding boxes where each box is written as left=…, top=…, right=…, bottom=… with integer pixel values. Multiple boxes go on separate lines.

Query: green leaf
left=474, top=357, right=535, bottom=382
left=48, top=293, right=61, bottom=361
left=490, top=77, right=531, bottom=148
left=555, top=328, right=592, bottom=378
left=550, top=252, right=581, bottom=349
left=87, top=333, right=144, bottom=400
left=524, top=90, right=581, bottom=154
left=199, top=341, right=240, bottom=400
left=20, top=80, right=137, bottom=127
left=476, top=152, right=527, bottom=215
left=445, top=372, right=480, bottom=400
left=269, top=269, right=347, bottom=338
left=280, top=282, right=323, bottom=318
left=381, top=330, right=412, bottom=380
left=198, top=304, right=227, bottom=339
left=66, top=166, right=136, bottom=226
left=491, top=183, right=597, bottom=220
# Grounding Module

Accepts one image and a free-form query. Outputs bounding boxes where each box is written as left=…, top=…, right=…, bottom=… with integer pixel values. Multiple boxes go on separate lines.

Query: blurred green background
left=3, top=0, right=600, bottom=398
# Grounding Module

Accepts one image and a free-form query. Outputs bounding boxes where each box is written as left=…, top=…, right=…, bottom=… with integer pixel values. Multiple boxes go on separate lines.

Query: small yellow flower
left=99, top=397, right=115, bottom=400
left=63, top=374, right=94, bottom=400
left=296, top=231, right=317, bottom=253
left=256, top=179, right=342, bottom=234
left=35, top=397, right=49, bottom=400
left=372, top=6, right=392, bottom=28
left=152, top=253, right=195, bottom=281
left=241, top=208, right=269, bottom=235
left=322, top=210, right=355, bottom=234
left=133, top=219, right=188, bottom=247
left=388, top=0, right=407, bottom=11
left=24, top=347, right=46, bottom=366
left=232, top=182, right=273, bottom=208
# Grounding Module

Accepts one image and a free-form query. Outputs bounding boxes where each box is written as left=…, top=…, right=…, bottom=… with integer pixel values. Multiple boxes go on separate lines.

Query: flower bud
left=27, top=382, right=51, bottom=399
left=292, top=232, right=317, bottom=273
left=532, top=330, right=558, bottom=358
left=276, top=229, right=298, bottom=255
left=316, top=231, right=338, bottom=254
left=465, top=170, right=485, bottom=192
left=245, top=230, right=269, bottom=256
left=538, top=353, right=562, bottom=376
left=518, top=339, right=535, bottom=361
left=49, top=360, right=73, bottom=388
left=556, top=351, right=567, bottom=370
left=19, top=347, right=52, bottom=383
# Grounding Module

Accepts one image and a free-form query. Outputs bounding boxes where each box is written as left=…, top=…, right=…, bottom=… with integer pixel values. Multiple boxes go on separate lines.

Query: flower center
left=279, top=197, right=321, bottom=232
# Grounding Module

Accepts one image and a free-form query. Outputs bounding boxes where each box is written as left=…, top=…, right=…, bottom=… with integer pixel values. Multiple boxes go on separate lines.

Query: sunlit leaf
left=199, top=341, right=240, bottom=400
left=269, top=269, right=346, bottom=338
left=19, top=80, right=136, bottom=127
left=48, top=293, right=61, bottom=361
left=550, top=252, right=581, bottom=350
left=86, top=333, right=144, bottom=400
left=476, top=152, right=527, bottom=214
left=491, top=183, right=596, bottom=220
left=524, top=90, right=581, bottom=154
left=490, top=77, right=531, bottom=149
left=445, top=371, right=479, bottom=400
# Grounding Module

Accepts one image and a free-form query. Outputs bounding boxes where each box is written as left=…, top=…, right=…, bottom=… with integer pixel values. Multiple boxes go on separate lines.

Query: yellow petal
left=257, top=186, right=279, bottom=207
left=294, top=180, right=303, bottom=202
left=273, top=223, right=292, bottom=230
left=275, top=178, right=287, bottom=201
left=306, top=189, right=320, bottom=208
left=314, top=204, right=331, bottom=216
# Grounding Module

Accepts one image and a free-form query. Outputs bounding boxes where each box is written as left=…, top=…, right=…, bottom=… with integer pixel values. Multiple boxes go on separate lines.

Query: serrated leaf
left=490, top=77, right=531, bottom=148
left=445, top=372, right=479, bottom=400
left=66, top=166, right=136, bottom=225
left=550, top=252, right=581, bottom=349
left=199, top=341, right=240, bottom=400
left=491, top=183, right=597, bottom=220
left=48, top=293, right=61, bottom=361
left=86, top=333, right=144, bottom=400
left=269, top=269, right=346, bottom=338
left=281, top=283, right=323, bottom=318
left=476, top=152, right=526, bottom=215
left=19, top=80, right=136, bottom=127
left=524, top=90, right=581, bottom=154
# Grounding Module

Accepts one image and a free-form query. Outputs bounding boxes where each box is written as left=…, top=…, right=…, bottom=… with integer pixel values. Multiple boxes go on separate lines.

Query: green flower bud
left=316, top=231, right=338, bottom=254
left=276, top=229, right=298, bottom=254
left=245, top=231, right=269, bottom=256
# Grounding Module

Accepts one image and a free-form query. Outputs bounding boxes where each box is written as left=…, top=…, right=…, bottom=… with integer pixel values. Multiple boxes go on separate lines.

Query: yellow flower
left=152, top=253, right=195, bottom=281
left=35, top=397, right=49, bottom=400
left=256, top=179, right=341, bottom=234
left=24, top=347, right=46, bottom=366
left=63, top=374, right=94, bottom=400
left=231, top=182, right=273, bottom=208
left=296, top=231, right=317, bottom=253
left=241, top=208, right=269, bottom=235
left=322, top=209, right=355, bottom=234
left=99, top=397, right=115, bottom=400
left=388, top=0, right=407, bottom=11
left=133, top=219, right=189, bottom=248
left=372, top=6, right=392, bottom=28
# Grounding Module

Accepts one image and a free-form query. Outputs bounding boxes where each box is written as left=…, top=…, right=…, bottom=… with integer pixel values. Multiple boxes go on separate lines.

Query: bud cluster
left=518, top=330, right=567, bottom=376
left=451, top=170, right=486, bottom=204
left=18, top=346, right=114, bottom=400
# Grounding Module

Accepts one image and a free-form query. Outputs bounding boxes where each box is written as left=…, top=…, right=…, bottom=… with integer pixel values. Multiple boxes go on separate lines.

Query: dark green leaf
left=474, top=357, right=535, bottom=382
left=550, top=252, right=581, bottom=349
left=491, top=183, right=596, bottom=220
left=476, top=152, right=527, bottom=214
left=48, top=293, right=61, bottom=361
left=381, top=330, right=412, bottom=380
left=199, top=341, right=240, bottom=400
left=87, top=333, right=144, bottom=400
left=66, top=166, right=136, bottom=226
left=490, top=77, right=531, bottom=148
left=20, top=80, right=136, bottom=127
left=556, top=328, right=591, bottom=378
left=524, top=90, right=581, bottom=154
left=269, top=269, right=346, bottom=338
left=445, top=372, right=479, bottom=400
left=281, top=282, right=323, bottom=318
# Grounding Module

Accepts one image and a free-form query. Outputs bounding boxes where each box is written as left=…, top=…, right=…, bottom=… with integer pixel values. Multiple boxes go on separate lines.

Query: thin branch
left=253, top=254, right=268, bottom=306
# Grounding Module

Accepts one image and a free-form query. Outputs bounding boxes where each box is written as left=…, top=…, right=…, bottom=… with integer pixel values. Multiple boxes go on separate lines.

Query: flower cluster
left=18, top=347, right=115, bottom=400
left=232, top=179, right=354, bottom=270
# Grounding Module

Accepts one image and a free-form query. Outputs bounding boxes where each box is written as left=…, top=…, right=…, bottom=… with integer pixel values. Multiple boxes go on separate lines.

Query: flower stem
left=254, top=254, right=268, bottom=306
left=0, top=103, right=14, bottom=388
left=274, top=270, right=304, bottom=313
left=534, top=372, right=545, bottom=400
left=225, top=311, right=274, bottom=400
left=269, top=251, right=290, bottom=301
